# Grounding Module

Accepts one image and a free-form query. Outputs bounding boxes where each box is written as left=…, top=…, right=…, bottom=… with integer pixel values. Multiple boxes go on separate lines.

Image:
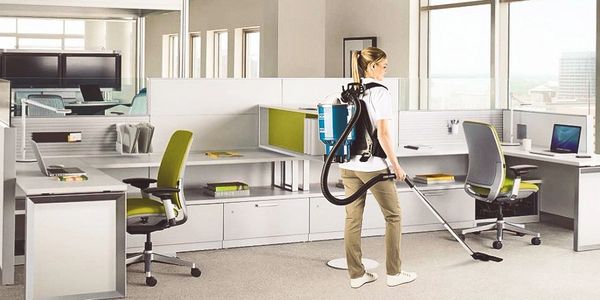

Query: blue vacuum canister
left=318, top=103, right=355, bottom=163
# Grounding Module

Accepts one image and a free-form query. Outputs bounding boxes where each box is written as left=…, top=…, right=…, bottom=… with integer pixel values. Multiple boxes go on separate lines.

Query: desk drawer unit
left=223, top=198, right=309, bottom=248
left=401, top=188, right=474, bottom=230
left=127, top=203, right=224, bottom=252
left=309, top=195, right=386, bottom=241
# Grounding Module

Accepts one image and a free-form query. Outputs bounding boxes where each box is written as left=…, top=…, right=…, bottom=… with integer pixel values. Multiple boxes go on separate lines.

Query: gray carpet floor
left=2, top=223, right=600, bottom=300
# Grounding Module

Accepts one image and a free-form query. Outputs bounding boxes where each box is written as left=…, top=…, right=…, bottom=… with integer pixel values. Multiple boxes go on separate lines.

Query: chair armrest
left=142, top=187, right=180, bottom=199
left=508, top=165, right=538, bottom=177
left=123, top=178, right=157, bottom=190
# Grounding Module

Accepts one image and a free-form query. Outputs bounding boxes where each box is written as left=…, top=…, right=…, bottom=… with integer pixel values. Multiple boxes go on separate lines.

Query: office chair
left=26, top=94, right=67, bottom=117
left=460, top=121, right=542, bottom=250
left=123, top=130, right=200, bottom=286
left=109, top=88, right=147, bottom=116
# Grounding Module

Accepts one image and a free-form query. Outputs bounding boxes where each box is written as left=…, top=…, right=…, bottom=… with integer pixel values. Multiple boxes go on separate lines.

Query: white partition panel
left=503, top=110, right=592, bottom=153
left=399, top=110, right=503, bottom=146
left=281, top=78, right=400, bottom=107
left=149, top=78, right=282, bottom=116
left=151, top=115, right=257, bottom=151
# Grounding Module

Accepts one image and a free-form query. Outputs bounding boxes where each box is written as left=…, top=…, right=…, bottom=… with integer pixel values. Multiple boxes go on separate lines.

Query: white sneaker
left=350, top=272, right=378, bottom=288
left=387, top=271, right=417, bottom=287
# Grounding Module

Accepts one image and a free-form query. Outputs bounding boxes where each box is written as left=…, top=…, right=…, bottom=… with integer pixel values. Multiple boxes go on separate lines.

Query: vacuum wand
left=404, top=177, right=503, bottom=263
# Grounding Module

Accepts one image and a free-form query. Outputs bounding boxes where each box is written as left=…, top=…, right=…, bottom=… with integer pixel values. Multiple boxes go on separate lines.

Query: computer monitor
left=79, top=84, right=104, bottom=102
left=550, top=124, right=581, bottom=153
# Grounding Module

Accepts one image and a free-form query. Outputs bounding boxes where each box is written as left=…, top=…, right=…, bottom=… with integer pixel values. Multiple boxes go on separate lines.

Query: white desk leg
left=25, top=192, right=126, bottom=300
left=575, top=168, right=600, bottom=251
left=0, top=183, right=15, bottom=285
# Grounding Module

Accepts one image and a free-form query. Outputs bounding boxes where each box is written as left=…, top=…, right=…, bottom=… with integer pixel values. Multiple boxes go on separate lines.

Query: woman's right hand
left=391, top=164, right=406, bottom=182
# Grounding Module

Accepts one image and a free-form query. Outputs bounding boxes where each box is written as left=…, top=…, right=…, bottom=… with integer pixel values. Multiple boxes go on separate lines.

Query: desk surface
left=69, top=148, right=298, bottom=169
left=17, top=158, right=126, bottom=196
left=502, top=146, right=600, bottom=167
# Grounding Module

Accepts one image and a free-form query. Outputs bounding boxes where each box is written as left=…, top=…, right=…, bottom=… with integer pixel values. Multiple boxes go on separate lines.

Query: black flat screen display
left=62, top=54, right=121, bottom=89
left=1, top=53, right=60, bottom=88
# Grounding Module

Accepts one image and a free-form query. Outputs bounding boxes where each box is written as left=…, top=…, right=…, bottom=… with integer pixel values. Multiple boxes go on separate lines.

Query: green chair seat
left=472, top=177, right=539, bottom=197
left=127, top=198, right=178, bottom=217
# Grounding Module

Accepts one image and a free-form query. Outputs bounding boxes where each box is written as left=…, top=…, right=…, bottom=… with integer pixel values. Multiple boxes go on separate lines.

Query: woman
left=340, top=47, right=417, bottom=288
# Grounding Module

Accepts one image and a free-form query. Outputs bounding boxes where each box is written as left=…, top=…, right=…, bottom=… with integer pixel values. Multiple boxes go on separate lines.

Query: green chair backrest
left=463, top=121, right=506, bottom=201
left=157, top=130, right=193, bottom=209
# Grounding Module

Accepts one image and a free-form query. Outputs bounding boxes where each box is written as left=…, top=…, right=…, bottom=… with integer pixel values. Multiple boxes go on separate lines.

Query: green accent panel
left=269, top=109, right=305, bottom=153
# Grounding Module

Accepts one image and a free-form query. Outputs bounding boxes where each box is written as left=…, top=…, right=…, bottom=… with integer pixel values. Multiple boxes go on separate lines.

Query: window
left=162, top=34, right=179, bottom=78
left=509, top=0, right=596, bottom=116
left=190, top=33, right=202, bottom=78
left=419, top=0, right=596, bottom=115
left=242, top=29, right=260, bottom=78
left=421, top=1, right=491, bottom=110
left=0, top=17, right=85, bottom=50
left=213, top=31, right=228, bottom=78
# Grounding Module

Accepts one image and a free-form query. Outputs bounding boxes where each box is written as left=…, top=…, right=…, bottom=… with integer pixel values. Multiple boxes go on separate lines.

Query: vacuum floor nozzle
left=471, top=252, right=503, bottom=262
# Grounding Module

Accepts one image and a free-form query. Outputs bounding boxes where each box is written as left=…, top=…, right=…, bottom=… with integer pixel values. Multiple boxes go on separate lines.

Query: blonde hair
left=351, top=47, right=387, bottom=84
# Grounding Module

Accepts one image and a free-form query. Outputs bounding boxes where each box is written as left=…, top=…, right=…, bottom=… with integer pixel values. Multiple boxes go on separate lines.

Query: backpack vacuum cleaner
left=317, top=83, right=502, bottom=263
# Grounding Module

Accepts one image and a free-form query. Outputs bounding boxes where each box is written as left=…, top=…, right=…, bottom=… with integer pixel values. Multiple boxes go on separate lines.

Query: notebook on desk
left=529, top=124, right=581, bottom=157
left=31, top=141, right=86, bottom=177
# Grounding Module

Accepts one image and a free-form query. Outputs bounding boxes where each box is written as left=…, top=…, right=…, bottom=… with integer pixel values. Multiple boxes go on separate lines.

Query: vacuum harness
left=317, top=82, right=503, bottom=263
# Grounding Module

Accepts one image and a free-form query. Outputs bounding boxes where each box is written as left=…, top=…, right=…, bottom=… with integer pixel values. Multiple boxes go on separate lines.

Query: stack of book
left=203, top=181, right=250, bottom=197
left=413, top=173, right=455, bottom=184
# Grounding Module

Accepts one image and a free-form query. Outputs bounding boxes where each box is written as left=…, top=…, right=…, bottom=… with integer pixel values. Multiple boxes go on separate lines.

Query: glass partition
left=10, top=77, right=147, bottom=118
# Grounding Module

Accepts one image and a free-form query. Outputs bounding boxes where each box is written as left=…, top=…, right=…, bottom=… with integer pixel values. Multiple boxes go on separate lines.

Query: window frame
left=242, top=28, right=260, bottom=78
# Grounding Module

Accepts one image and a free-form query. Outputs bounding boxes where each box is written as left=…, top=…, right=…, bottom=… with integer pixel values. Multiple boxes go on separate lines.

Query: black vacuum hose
left=320, top=85, right=396, bottom=206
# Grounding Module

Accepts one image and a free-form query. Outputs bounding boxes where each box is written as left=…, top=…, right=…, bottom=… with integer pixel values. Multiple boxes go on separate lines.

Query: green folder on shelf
left=206, top=181, right=249, bottom=192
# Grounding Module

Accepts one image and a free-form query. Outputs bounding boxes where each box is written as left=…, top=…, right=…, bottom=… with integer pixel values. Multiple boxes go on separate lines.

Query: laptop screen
left=31, top=141, right=49, bottom=176
left=79, top=84, right=104, bottom=101
left=550, top=124, right=581, bottom=153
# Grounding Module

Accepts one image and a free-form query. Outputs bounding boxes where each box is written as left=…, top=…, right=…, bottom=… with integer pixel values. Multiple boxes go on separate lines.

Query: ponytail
left=351, top=50, right=361, bottom=85
left=350, top=47, right=387, bottom=86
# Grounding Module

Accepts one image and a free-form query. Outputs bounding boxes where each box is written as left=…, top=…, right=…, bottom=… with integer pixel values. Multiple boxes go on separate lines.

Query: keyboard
left=529, top=150, right=555, bottom=157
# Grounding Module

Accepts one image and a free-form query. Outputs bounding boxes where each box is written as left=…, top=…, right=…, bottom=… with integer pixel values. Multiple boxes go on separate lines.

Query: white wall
left=277, top=0, right=326, bottom=77
left=324, top=0, right=410, bottom=78
left=143, top=0, right=412, bottom=78
left=144, top=12, right=181, bottom=78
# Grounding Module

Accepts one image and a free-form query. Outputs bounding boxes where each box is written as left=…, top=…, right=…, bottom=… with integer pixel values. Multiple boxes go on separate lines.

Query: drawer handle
left=422, top=191, right=446, bottom=197
left=255, top=203, right=279, bottom=208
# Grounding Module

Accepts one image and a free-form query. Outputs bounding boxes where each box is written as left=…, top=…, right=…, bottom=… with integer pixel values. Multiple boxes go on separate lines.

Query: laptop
left=31, top=141, right=86, bottom=177
left=79, top=84, right=104, bottom=102
left=529, top=124, right=581, bottom=156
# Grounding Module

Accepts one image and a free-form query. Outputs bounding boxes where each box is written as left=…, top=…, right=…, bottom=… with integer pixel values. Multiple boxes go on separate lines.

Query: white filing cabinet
left=127, top=203, right=224, bottom=253
left=309, top=188, right=475, bottom=241
left=309, top=195, right=386, bottom=241
left=223, top=198, right=309, bottom=248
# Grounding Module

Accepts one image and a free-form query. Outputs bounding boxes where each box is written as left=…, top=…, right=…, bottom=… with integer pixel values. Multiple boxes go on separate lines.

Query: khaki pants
left=341, top=168, right=402, bottom=279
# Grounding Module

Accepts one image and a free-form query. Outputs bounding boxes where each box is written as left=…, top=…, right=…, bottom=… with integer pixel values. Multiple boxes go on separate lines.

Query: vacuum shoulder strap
left=363, top=82, right=388, bottom=91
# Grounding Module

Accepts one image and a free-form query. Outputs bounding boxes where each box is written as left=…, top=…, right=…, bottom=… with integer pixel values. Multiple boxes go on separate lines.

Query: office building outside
left=557, top=52, right=595, bottom=102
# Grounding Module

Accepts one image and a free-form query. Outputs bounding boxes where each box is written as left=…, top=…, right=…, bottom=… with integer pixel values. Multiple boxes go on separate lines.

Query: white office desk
left=502, top=146, right=600, bottom=251
left=8, top=159, right=127, bottom=299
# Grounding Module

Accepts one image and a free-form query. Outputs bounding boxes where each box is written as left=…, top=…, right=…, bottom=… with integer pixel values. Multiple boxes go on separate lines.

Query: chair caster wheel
left=531, top=237, right=541, bottom=245
left=191, top=267, right=202, bottom=277
left=458, top=234, right=466, bottom=241
left=492, top=241, right=503, bottom=249
left=146, top=276, right=157, bottom=287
